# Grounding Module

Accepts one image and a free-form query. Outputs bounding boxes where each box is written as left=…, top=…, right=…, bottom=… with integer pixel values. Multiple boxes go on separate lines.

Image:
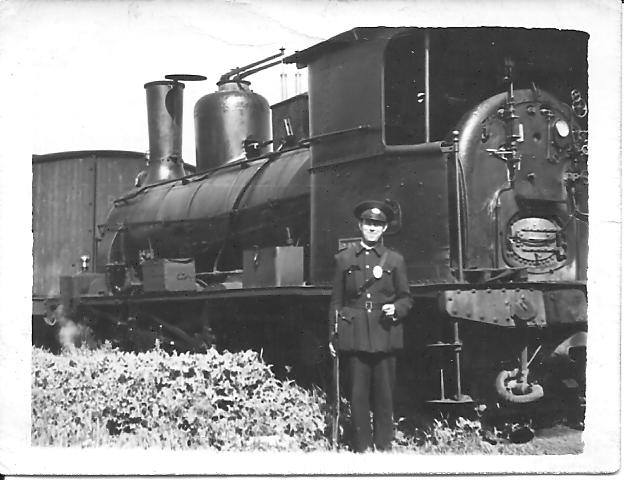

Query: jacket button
left=366, top=265, right=370, bottom=268
left=366, top=293, right=371, bottom=298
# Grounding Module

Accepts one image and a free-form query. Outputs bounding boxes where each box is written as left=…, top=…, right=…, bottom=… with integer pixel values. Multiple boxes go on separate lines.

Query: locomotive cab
left=285, top=27, right=588, bottom=285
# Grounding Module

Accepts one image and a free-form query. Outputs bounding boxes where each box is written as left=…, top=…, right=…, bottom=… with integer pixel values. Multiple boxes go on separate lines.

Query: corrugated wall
left=32, top=151, right=146, bottom=296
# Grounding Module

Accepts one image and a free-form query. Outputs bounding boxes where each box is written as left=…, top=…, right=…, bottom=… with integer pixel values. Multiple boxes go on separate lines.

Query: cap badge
left=373, top=265, right=383, bottom=279
left=371, top=208, right=381, bottom=215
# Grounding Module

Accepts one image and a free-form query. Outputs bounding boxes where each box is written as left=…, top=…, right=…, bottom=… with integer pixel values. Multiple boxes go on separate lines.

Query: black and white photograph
left=0, top=0, right=621, bottom=476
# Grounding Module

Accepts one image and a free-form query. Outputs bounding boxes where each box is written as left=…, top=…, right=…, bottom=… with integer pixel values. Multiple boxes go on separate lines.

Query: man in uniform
left=329, top=200, right=413, bottom=452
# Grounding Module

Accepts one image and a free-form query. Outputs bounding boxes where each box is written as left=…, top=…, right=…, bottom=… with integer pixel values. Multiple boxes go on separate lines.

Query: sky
left=0, top=0, right=468, bottom=163
left=0, top=0, right=622, bottom=474
left=7, top=0, right=328, bottom=162
left=0, top=0, right=614, bottom=165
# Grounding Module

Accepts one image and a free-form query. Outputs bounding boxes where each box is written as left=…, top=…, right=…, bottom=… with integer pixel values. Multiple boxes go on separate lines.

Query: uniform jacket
left=329, top=242, right=413, bottom=352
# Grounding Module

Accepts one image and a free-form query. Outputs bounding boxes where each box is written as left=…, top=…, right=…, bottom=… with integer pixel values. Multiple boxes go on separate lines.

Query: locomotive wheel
left=495, top=368, right=544, bottom=404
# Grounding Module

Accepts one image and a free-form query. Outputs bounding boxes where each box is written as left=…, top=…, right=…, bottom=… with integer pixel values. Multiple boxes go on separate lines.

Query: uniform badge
left=373, top=265, right=383, bottom=279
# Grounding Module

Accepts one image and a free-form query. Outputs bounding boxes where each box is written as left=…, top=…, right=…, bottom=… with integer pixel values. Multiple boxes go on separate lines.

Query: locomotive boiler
left=50, top=27, right=589, bottom=410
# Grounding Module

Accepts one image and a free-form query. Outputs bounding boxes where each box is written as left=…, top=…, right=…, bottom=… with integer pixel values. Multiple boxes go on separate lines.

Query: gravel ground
left=469, top=425, right=583, bottom=455
left=519, top=425, right=583, bottom=454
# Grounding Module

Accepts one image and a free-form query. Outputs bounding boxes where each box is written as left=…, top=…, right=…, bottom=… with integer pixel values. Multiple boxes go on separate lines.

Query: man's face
left=359, top=218, right=388, bottom=244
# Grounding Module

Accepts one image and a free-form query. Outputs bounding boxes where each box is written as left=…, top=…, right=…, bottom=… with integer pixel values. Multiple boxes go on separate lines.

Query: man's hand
left=382, top=303, right=396, bottom=318
left=329, top=340, right=337, bottom=358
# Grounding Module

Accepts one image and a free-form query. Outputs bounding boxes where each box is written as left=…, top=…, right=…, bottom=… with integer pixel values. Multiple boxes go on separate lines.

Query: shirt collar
left=356, top=241, right=384, bottom=256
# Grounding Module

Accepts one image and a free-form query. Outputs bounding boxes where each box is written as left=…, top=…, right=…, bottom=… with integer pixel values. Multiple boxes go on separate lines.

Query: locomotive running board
left=77, top=285, right=333, bottom=307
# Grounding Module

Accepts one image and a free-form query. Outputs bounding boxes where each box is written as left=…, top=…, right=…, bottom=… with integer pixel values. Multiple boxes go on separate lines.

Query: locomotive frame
left=34, top=26, right=589, bottom=412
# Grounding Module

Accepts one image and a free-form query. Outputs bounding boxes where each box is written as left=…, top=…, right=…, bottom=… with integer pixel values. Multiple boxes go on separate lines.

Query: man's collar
left=356, top=241, right=384, bottom=256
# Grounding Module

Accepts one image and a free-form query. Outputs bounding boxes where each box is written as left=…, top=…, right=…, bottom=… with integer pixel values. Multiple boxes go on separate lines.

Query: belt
left=346, top=301, right=385, bottom=312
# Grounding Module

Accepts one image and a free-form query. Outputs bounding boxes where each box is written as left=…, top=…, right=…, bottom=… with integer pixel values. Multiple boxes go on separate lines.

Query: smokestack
left=143, top=80, right=186, bottom=185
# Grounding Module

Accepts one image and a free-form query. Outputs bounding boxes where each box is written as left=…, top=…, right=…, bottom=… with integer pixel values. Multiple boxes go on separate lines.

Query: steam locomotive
left=44, top=27, right=589, bottom=409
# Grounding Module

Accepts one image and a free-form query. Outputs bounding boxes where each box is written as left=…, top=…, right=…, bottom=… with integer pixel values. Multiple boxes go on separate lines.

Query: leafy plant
left=32, top=344, right=329, bottom=450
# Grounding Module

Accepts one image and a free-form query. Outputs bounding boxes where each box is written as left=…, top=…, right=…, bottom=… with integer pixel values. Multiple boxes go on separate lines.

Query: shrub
left=31, top=344, right=329, bottom=450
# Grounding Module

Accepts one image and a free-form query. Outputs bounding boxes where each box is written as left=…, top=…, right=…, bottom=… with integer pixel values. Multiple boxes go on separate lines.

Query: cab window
left=384, top=33, right=426, bottom=145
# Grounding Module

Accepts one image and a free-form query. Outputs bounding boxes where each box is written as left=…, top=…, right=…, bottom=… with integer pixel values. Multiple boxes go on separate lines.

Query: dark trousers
left=347, top=352, right=396, bottom=452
